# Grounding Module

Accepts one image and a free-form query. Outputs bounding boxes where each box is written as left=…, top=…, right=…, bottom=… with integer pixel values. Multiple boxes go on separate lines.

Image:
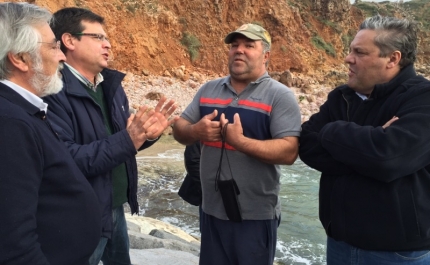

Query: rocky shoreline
left=122, top=65, right=430, bottom=124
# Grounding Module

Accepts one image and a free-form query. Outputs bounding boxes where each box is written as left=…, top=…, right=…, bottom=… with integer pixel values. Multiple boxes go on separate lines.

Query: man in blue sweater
left=43, top=7, right=178, bottom=265
left=0, top=3, right=101, bottom=264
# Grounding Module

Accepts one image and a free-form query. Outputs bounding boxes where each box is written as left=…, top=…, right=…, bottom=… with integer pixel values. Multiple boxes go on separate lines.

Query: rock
left=130, top=248, right=199, bottom=265
left=125, top=213, right=199, bottom=244
left=279, top=70, right=293, bottom=87
left=125, top=213, right=201, bottom=264
left=129, top=231, right=200, bottom=256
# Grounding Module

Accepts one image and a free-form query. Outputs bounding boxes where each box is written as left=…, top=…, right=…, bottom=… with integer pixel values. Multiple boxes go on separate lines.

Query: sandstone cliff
left=7, top=0, right=430, bottom=82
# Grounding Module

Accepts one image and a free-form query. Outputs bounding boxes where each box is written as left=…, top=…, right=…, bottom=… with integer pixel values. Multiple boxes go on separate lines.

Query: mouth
left=102, top=53, right=109, bottom=60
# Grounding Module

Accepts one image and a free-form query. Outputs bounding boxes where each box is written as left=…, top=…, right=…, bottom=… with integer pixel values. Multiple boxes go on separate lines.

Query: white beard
left=29, top=54, right=63, bottom=97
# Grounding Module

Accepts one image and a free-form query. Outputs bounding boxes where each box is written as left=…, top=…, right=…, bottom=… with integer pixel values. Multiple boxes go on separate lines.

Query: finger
left=205, top=109, right=218, bottom=121
left=220, top=113, right=228, bottom=127
left=134, top=106, right=149, bottom=120
left=127, top=113, right=135, bottom=128
left=154, top=96, right=167, bottom=113
left=164, top=103, right=177, bottom=117
left=233, top=113, right=241, bottom=126
left=166, top=116, right=180, bottom=127
left=161, top=99, right=176, bottom=113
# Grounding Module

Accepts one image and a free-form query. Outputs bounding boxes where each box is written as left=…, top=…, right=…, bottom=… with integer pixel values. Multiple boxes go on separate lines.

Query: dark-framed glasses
left=71, top=33, right=109, bottom=42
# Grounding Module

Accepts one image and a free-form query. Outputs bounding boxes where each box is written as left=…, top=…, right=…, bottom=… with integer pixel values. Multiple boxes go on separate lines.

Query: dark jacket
left=178, top=141, right=202, bottom=206
left=299, top=65, right=430, bottom=251
left=0, top=83, right=101, bottom=264
left=43, top=66, right=155, bottom=238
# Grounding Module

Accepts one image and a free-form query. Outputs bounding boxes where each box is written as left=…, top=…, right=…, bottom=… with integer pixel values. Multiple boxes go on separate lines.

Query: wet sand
left=136, top=135, right=185, bottom=157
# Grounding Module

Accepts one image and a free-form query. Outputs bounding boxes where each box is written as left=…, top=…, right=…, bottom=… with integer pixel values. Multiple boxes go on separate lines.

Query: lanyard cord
left=215, top=123, right=234, bottom=191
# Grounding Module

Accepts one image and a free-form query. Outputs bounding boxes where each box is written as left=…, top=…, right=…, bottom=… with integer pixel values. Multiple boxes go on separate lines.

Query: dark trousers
left=199, top=210, right=278, bottom=265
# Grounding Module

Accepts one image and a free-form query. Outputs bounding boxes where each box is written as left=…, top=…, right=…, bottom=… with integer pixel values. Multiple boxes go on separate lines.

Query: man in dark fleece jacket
left=43, top=7, right=178, bottom=265
left=300, top=15, right=430, bottom=265
left=0, top=3, right=101, bottom=265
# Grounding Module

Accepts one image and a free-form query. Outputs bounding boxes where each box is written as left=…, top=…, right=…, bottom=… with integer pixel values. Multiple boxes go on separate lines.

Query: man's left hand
left=145, top=96, right=179, bottom=140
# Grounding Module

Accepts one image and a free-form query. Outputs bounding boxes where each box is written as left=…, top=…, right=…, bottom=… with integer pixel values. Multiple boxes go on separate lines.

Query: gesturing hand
left=145, top=96, right=179, bottom=140
left=192, top=109, right=222, bottom=142
left=220, top=113, right=243, bottom=145
left=127, top=106, right=157, bottom=149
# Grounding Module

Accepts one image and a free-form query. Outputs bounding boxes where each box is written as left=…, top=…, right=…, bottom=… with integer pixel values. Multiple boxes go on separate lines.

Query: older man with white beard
left=0, top=3, right=102, bottom=265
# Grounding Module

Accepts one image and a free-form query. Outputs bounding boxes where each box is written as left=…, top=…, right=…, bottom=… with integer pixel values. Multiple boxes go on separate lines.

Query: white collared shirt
left=0, top=79, right=48, bottom=113
left=64, top=63, right=104, bottom=91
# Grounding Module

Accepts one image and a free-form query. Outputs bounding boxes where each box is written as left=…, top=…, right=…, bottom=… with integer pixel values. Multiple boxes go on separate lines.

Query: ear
left=7, top=52, right=30, bottom=72
left=61, top=33, right=75, bottom=51
left=263, top=51, right=270, bottom=65
left=387, top=50, right=402, bottom=69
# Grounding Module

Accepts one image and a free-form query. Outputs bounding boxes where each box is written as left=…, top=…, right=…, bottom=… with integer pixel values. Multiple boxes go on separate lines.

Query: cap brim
left=224, top=32, right=262, bottom=44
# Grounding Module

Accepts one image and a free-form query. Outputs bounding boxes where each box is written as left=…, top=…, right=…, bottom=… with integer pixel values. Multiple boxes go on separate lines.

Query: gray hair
left=0, top=3, right=52, bottom=79
left=262, top=40, right=271, bottom=54
left=360, top=15, right=418, bottom=68
left=262, top=40, right=270, bottom=67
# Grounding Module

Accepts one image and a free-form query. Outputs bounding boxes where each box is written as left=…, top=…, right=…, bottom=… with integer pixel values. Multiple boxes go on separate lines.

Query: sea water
left=135, top=145, right=326, bottom=265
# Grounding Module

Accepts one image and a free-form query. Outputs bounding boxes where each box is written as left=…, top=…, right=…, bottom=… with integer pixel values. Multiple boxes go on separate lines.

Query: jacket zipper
left=342, top=94, right=350, bottom=121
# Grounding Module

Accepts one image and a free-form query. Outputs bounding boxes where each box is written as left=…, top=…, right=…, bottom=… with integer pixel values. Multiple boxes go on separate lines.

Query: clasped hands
left=127, top=96, right=179, bottom=149
left=194, top=109, right=244, bottom=146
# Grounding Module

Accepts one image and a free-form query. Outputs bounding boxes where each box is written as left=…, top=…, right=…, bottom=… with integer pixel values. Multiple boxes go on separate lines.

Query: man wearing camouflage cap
left=173, top=23, right=301, bottom=264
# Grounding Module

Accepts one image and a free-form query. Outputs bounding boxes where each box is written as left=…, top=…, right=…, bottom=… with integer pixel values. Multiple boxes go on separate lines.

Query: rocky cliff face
left=5, top=0, right=430, bottom=81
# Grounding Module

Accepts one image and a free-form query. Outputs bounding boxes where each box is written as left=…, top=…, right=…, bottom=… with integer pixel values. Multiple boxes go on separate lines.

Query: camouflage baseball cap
left=224, top=23, right=271, bottom=47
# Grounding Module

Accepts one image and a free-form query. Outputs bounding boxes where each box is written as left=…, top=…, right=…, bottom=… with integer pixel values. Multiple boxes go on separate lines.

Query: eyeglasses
left=38, top=40, right=61, bottom=52
left=71, top=33, right=110, bottom=42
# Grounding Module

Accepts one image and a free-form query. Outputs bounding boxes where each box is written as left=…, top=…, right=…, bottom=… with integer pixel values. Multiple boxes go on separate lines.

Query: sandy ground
left=136, top=135, right=185, bottom=157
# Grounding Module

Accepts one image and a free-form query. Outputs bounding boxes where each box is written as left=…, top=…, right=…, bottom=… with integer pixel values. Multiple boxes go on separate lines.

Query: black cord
left=215, top=123, right=234, bottom=191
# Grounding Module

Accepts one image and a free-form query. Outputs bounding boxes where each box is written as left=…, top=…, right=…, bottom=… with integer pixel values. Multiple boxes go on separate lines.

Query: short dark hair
left=360, top=15, right=418, bottom=68
left=50, top=7, right=104, bottom=53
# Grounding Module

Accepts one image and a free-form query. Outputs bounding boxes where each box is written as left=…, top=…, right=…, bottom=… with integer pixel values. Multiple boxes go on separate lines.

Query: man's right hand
left=382, top=116, right=399, bottom=129
left=126, top=106, right=157, bottom=149
left=172, top=109, right=222, bottom=145
left=192, top=109, right=222, bottom=142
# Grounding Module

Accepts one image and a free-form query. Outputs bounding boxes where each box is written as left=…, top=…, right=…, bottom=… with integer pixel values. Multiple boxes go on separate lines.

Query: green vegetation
left=125, top=4, right=139, bottom=14
left=311, top=35, right=336, bottom=58
left=341, top=32, right=354, bottom=53
left=181, top=32, right=201, bottom=62
left=355, top=2, right=380, bottom=17
left=318, top=18, right=343, bottom=34
left=179, top=17, right=187, bottom=26
left=353, top=0, right=429, bottom=31
left=145, top=0, right=158, bottom=13
left=404, top=0, right=430, bottom=29
left=280, top=45, right=287, bottom=53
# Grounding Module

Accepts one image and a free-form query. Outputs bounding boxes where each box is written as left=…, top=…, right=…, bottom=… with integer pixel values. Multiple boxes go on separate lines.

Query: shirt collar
left=355, top=92, right=368, bottom=100
left=0, top=79, right=48, bottom=113
left=65, top=62, right=104, bottom=91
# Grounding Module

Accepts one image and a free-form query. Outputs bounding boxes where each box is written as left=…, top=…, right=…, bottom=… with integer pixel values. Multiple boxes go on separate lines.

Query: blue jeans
left=327, top=237, right=430, bottom=265
left=89, top=205, right=131, bottom=265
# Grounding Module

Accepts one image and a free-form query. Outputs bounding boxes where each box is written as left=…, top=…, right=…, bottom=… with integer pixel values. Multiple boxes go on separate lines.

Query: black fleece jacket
left=300, top=65, right=430, bottom=251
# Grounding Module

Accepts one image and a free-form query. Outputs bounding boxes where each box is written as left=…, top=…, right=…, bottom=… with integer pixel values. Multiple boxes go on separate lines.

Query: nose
left=103, top=39, right=111, bottom=49
left=57, top=49, right=67, bottom=62
left=344, top=52, right=353, bottom=64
